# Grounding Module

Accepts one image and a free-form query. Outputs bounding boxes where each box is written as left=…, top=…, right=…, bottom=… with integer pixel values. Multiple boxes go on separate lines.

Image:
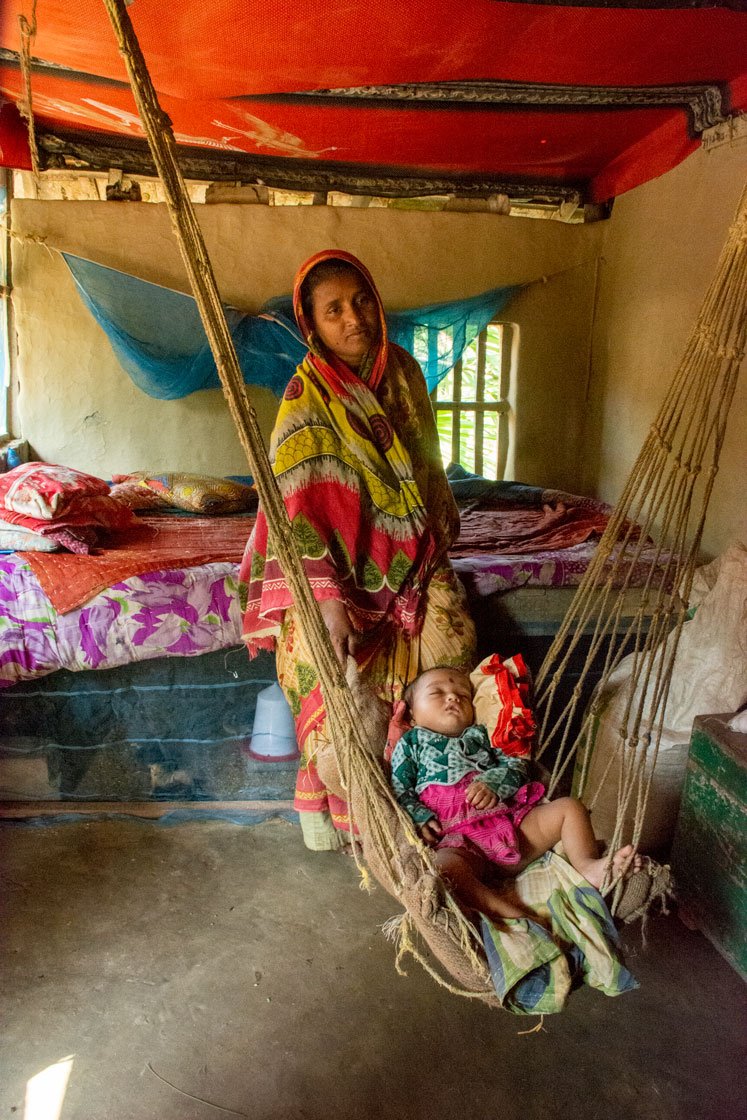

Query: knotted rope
left=95, top=0, right=742, bottom=975
left=535, top=187, right=746, bottom=898
left=17, top=0, right=41, bottom=182
left=101, top=0, right=495, bottom=1003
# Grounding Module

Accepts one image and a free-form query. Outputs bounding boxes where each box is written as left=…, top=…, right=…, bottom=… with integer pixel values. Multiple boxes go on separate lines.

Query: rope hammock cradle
left=18, top=0, right=744, bottom=1008
left=534, top=183, right=747, bottom=917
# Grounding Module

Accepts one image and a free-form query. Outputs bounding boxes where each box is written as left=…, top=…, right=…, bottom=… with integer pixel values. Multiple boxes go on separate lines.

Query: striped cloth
left=481, top=851, right=638, bottom=1014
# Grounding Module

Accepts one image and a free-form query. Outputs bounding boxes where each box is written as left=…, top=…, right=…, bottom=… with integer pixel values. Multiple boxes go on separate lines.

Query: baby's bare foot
left=580, top=844, right=642, bottom=890
left=610, top=844, right=642, bottom=879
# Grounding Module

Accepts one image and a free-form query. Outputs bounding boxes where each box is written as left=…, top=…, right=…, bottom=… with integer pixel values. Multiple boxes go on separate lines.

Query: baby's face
left=409, top=668, right=474, bottom=737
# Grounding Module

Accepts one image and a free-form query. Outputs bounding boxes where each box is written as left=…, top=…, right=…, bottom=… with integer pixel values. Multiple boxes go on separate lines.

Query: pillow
left=108, top=481, right=170, bottom=511
left=470, top=653, right=536, bottom=758
left=110, top=472, right=256, bottom=515
left=0, top=462, right=110, bottom=520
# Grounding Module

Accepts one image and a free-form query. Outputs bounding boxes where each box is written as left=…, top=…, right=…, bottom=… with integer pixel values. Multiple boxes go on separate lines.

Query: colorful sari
left=240, top=250, right=475, bottom=848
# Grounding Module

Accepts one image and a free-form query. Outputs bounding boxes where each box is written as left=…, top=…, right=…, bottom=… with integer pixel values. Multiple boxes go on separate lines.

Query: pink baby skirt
left=419, top=773, right=545, bottom=866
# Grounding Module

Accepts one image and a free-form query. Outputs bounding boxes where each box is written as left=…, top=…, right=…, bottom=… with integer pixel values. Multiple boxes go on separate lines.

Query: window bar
left=499, top=323, right=511, bottom=401
left=451, top=357, right=462, bottom=467
left=0, top=169, right=10, bottom=438
left=474, top=329, right=487, bottom=476
left=427, top=326, right=439, bottom=403
left=496, top=324, right=511, bottom=480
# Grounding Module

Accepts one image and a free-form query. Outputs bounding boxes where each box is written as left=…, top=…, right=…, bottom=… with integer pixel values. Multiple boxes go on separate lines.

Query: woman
left=240, top=250, right=475, bottom=850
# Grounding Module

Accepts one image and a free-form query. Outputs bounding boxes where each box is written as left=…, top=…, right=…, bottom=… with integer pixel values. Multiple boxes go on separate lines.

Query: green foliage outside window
left=416, top=325, right=506, bottom=479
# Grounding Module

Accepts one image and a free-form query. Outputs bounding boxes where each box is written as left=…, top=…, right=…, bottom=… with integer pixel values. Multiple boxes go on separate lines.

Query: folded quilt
left=0, top=463, right=136, bottom=553
left=0, top=461, right=110, bottom=520
left=23, top=513, right=255, bottom=613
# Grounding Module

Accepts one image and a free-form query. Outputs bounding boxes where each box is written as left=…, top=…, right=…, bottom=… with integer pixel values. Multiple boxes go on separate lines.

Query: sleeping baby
left=390, top=665, right=641, bottom=922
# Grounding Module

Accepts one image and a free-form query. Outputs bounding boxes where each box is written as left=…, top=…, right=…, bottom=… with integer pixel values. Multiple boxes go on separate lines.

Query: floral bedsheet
left=0, top=554, right=243, bottom=688
left=451, top=541, right=672, bottom=597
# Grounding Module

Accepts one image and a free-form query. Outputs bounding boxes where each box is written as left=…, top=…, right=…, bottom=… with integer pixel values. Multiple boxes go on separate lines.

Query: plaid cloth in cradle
left=481, top=851, right=638, bottom=1015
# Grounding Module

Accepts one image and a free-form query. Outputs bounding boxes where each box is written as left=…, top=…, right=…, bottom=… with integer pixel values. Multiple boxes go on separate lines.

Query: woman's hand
left=418, top=819, right=443, bottom=846
left=466, top=780, right=499, bottom=811
left=319, top=598, right=358, bottom=665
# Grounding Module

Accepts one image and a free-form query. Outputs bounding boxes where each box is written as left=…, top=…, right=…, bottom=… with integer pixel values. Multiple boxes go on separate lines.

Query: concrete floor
left=1, top=818, right=745, bottom=1120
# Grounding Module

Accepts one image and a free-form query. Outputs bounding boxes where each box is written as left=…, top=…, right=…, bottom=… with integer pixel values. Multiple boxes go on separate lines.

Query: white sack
left=578, top=543, right=747, bottom=850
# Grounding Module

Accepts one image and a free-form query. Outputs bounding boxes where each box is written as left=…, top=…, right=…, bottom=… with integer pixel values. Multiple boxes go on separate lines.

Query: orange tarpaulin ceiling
left=0, top=1, right=745, bottom=204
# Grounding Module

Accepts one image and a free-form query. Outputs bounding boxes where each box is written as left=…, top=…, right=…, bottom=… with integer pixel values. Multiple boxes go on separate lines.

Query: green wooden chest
left=671, top=713, right=747, bottom=979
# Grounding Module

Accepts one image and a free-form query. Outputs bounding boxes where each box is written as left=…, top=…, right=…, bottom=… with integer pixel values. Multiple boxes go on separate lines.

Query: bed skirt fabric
left=0, top=647, right=283, bottom=802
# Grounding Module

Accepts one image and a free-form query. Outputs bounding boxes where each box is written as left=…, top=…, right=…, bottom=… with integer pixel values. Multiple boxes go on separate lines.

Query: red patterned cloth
left=24, top=514, right=255, bottom=613
left=472, top=653, right=536, bottom=758
left=0, top=496, right=135, bottom=536
left=0, top=463, right=136, bottom=553
left=451, top=502, right=613, bottom=556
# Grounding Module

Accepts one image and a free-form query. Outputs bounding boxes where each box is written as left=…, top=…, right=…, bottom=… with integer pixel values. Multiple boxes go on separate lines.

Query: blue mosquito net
left=63, top=253, right=518, bottom=399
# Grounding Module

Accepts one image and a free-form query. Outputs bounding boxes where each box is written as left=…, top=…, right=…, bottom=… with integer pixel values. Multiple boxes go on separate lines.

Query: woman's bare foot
left=578, top=844, right=643, bottom=890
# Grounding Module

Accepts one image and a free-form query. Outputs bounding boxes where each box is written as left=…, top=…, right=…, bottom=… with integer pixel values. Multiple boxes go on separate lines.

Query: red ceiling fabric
left=0, top=100, right=31, bottom=171
left=0, top=1, right=745, bottom=201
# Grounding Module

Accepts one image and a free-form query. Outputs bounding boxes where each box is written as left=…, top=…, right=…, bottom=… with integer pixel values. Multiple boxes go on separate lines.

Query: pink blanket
left=420, top=774, right=545, bottom=866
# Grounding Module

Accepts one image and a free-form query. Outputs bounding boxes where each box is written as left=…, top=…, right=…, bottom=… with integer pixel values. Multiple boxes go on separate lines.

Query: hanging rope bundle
left=101, top=0, right=497, bottom=1004
left=534, top=185, right=746, bottom=898
left=17, top=0, right=41, bottom=182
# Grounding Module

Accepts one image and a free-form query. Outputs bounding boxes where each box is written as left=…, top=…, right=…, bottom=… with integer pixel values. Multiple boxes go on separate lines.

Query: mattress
left=1, top=547, right=667, bottom=690
left=0, top=489, right=669, bottom=688
left=0, top=555, right=243, bottom=688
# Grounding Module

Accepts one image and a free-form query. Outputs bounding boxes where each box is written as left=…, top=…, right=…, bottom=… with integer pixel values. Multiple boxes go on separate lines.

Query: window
left=429, top=322, right=514, bottom=480
left=0, top=169, right=9, bottom=437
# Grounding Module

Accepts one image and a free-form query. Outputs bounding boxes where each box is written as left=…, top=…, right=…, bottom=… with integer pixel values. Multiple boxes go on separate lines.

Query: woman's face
left=309, top=272, right=380, bottom=370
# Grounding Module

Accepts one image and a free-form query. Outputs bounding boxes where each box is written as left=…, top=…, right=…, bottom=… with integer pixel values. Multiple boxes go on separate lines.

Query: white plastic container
left=247, top=683, right=300, bottom=762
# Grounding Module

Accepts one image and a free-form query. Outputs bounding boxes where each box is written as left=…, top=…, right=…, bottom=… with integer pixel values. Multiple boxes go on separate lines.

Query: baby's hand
left=466, top=780, right=499, bottom=810
left=418, top=819, right=443, bottom=846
